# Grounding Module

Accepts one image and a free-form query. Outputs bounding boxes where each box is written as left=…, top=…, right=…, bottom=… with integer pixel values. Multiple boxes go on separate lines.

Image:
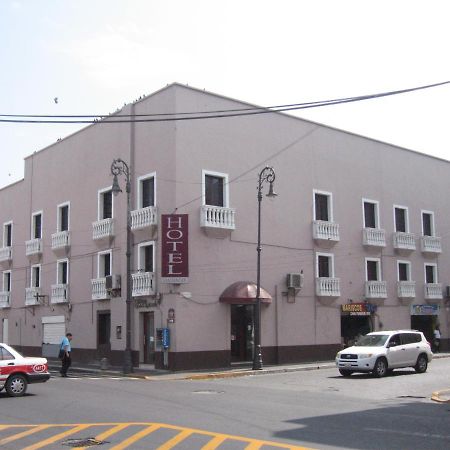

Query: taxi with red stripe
left=0, top=343, right=50, bottom=397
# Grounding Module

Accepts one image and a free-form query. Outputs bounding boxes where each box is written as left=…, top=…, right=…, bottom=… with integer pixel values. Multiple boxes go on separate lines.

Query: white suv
left=336, top=330, right=433, bottom=377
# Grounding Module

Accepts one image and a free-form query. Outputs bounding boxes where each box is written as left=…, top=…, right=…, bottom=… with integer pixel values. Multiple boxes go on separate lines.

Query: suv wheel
left=5, top=374, right=28, bottom=397
left=414, top=354, right=428, bottom=373
left=373, top=358, right=388, bottom=378
left=339, top=369, right=352, bottom=377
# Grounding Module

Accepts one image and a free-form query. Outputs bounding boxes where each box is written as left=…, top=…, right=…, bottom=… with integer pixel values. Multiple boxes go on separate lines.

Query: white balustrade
left=393, top=232, right=416, bottom=250
left=91, top=278, right=110, bottom=300
left=51, top=231, right=70, bottom=250
left=0, top=246, right=12, bottom=262
left=420, top=235, right=442, bottom=254
left=92, top=218, right=114, bottom=240
left=0, top=292, right=10, bottom=308
left=397, top=281, right=416, bottom=298
left=25, top=287, right=41, bottom=305
left=365, top=280, right=387, bottom=299
left=313, top=220, right=340, bottom=242
left=131, top=206, right=158, bottom=231
left=315, top=277, right=340, bottom=297
left=363, top=228, right=386, bottom=247
left=25, top=238, right=43, bottom=256
left=424, top=283, right=443, bottom=300
left=132, top=272, right=155, bottom=297
left=51, top=284, right=69, bottom=303
left=200, top=205, right=235, bottom=230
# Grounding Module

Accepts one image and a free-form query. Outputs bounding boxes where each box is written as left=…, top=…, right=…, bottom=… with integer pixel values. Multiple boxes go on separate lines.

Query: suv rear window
left=401, top=333, right=421, bottom=344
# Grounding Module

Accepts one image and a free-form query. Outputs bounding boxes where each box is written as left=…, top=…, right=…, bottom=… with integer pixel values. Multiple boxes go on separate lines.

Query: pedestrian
left=59, top=332, right=73, bottom=377
left=433, top=327, right=441, bottom=353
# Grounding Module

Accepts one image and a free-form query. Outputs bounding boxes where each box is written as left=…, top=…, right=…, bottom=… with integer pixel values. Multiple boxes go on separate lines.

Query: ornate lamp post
left=111, top=158, right=133, bottom=374
left=253, top=166, right=277, bottom=370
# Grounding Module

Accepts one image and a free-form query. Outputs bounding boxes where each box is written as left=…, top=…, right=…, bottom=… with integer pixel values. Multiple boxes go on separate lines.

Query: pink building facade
left=0, top=84, right=448, bottom=370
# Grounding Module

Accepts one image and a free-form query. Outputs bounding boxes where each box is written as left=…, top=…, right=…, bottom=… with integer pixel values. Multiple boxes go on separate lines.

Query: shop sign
left=341, top=302, right=376, bottom=316
left=161, top=214, right=189, bottom=284
left=410, top=304, right=440, bottom=316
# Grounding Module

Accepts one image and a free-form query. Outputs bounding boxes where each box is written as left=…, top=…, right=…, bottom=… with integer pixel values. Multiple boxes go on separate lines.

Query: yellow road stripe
left=157, top=429, right=193, bottom=449
left=21, top=424, right=93, bottom=450
left=109, top=423, right=161, bottom=450
left=76, top=423, right=131, bottom=450
left=0, top=425, right=52, bottom=446
left=201, top=434, right=227, bottom=450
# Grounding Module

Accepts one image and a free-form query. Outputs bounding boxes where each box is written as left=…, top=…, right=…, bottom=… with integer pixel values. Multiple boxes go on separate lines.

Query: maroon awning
left=219, top=281, right=272, bottom=305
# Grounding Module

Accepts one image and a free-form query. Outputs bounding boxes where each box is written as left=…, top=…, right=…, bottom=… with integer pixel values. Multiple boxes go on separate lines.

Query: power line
left=0, top=81, right=448, bottom=124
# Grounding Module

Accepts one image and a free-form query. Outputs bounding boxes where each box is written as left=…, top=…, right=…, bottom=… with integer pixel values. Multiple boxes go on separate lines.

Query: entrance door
left=1, top=318, right=8, bottom=344
left=231, top=305, right=254, bottom=362
left=97, top=312, right=111, bottom=357
left=142, top=312, right=155, bottom=364
left=341, top=315, right=372, bottom=347
left=411, top=315, right=435, bottom=343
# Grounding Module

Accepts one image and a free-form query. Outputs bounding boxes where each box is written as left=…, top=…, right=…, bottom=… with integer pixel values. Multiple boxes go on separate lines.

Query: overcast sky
left=1, top=0, right=449, bottom=189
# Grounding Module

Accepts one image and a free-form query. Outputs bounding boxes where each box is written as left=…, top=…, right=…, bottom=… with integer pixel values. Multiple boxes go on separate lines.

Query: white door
left=43, top=322, right=66, bottom=345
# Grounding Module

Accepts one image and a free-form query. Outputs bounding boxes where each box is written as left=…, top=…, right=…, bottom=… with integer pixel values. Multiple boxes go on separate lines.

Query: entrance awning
left=219, top=281, right=272, bottom=305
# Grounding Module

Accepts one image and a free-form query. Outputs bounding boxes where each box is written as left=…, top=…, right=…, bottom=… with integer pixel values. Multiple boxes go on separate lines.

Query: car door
left=400, top=333, right=421, bottom=366
left=386, top=334, right=406, bottom=367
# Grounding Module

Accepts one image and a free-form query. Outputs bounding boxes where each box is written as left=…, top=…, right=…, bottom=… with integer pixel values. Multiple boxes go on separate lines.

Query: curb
left=431, top=389, right=450, bottom=403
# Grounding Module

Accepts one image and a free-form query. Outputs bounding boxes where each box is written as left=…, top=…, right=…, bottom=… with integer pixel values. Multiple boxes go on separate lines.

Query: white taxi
left=0, top=343, right=50, bottom=396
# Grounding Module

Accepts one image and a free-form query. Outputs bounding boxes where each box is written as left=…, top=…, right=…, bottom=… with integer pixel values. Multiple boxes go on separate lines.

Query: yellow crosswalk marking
left=0, top=425, right=52, bottom=447
left=157, top=429, right=193, bottom=449
left=109, top=423, right=161, bottom=450
left=76, top=423, right=131, bottom=450
left=201, top=434, right=227, bottom=450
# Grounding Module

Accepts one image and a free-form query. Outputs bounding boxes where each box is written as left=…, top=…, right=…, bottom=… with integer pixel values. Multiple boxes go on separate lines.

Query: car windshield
left=354, top=334, right=389, bottom=347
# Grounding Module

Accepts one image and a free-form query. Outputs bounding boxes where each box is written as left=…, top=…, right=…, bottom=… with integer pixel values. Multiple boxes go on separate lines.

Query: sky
left=1, top=0, right=449, bottom=189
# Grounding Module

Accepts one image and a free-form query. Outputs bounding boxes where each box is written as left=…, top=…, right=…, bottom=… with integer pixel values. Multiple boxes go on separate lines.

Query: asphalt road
left=1, top=358, right=449, bottom=449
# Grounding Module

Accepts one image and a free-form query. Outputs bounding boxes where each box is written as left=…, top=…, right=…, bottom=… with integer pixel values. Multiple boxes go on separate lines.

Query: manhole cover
left=62, top=438, right=107, bottom=447
left=192, top=390, right=225, bottom=395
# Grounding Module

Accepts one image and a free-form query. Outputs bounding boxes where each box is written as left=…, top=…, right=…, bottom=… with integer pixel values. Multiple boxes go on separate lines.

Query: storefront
left=340, top=302, right=376, bottom=346
left=410, top=304, right=440, bottom=343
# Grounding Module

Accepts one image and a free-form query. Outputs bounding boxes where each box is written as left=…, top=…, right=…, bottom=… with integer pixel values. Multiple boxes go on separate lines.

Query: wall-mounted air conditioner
left=105, top=274, right=121, bottom=291
left=287, top=272, right=304, bottom=290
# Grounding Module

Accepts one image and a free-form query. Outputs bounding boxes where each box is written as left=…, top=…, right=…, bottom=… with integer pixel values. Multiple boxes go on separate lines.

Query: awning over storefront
left=219, top=281, right=272, bottom=305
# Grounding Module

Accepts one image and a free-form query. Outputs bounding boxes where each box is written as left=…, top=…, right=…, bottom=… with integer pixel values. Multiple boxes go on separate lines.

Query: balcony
left=0, top=246, right=12, bottom=263
left=0, top=292, right=10, bottom=308
left=25, top=287, right=41, bottom=306
left=315, top=277, right=340, bottom=298
left=365, top=280, right=387, bottom=302
left=132, top=272, right=155, bottom=297
left=397, top=281, right=416, bottom=303
left=25, top=238, right=43, bottom=257
left=424, top=283, right=443, bottom=303
left=200, top=205, right=235, bottom=237
left=91, top=278, right=110, bottom=300
left=51, top=231, right=70, bottom=252
left=131, top=206, right=158, bottom=231
left=363, top=228, right=386, bottom=247
left=393, top=232, right=415, bottom=251
left=420, top=235, right=442, bottom=254
left=312, top=220, right=339, bottom=244
left=92, top=218, right=114, bottom=241
left=51, top=284, right=69, bottom=303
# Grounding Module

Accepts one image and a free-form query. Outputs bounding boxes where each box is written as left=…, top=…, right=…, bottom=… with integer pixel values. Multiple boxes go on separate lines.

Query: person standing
left=60, top=332, right=73, bottom=377
left=433, top=327, right=441, bottom=353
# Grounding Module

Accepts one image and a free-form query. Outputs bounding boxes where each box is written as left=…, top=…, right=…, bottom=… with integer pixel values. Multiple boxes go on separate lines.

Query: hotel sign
left=161, top=214, right=189, bottom=284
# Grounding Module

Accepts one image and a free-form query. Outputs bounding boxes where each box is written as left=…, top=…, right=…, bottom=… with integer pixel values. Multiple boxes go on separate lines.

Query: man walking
left=60, top=332, right=73, bottom=377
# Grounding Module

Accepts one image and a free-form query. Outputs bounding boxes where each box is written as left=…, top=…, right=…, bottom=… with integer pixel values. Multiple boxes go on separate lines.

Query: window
left=138, top=242, right=154, bottom=272
left=316, top=253, right=334, bottom=278
left=203, top=170, right=228, bottom=207
left=366, top=258, right=381, bottom=281
left=98, top=251, right=112, bottom=277
left=397, top=261, right=411, bottom=281
left=421, top=211, right=435, bottom=237
left=3, top=222, right=12, bottom=247
left=98, top=188, right=113, bottom=220
left=31, top=264, right=41, bottom=288
left=314, top=190, right=332, bottom=221
left=2, top=271, right=11, bottom=292
left=425, top=264, right=437, bottom=284
left=363, top=200, right=379, bottom=228
left=138, top=174, right=156, bottom=208
left=32, top=212, right=43, bottom=239
left=58, top=203, right=70, bottom=232
left=0, top=347, right=14, bottom=361
left=57, top=259, right=69, bottom=285
left=394, top=206, right=408, bottom=232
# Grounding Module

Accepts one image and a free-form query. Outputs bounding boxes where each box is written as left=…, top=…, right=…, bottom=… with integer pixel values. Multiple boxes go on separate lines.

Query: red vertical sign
left=161, top=214, right=189, bottom=284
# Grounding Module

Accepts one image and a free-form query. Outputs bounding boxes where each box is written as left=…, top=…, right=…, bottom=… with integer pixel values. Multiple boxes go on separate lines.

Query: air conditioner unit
left=105, top=274, right=121, bottom=290
left=287, top=272, right=304, bottom=290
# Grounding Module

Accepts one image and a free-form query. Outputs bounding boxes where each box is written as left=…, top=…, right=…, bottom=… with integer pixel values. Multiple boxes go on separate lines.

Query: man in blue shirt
left=60, top=333, right=73, bottom=377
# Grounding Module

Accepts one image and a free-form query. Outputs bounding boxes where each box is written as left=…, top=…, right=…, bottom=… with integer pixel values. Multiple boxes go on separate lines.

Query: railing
left=420, top=235, right=442, bottom=254
left=363, top=228, right=386, bottom=247
left=0, top=292, right=10, bottom=308
left=92, top=218, right=114, bottom=240
left=397, top=281, right=416, bottom=298
left=393, top=232, right=416, bottom=250
left=25, top=287, right=41, bottom=306
left=312, top=220, right=340, bottom=242
left=365, top=280, right=387, bottom=299
left=25, top=238, right=43, bottom=256
left=0, top=246, right=12, bottom=262
left=91, top=278, right=110, bottom=300
left=51, top=231, right=70, bottom=250
left=315, top=277, right=340, bottom=297
left=424, top=283, right=443, bottom=300
left=200, top=205, right=236, bottom=230
left=131, top=206, right=158, bottom=231
left=51, top=284, right=69, bottom=303
left=132, top=272, right=155, bottom=297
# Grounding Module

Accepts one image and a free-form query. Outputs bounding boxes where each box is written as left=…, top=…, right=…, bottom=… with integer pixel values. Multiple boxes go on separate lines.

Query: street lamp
left=111, top=158, right=133, bottom=374
left=253, top=166, right=277, bottom=370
